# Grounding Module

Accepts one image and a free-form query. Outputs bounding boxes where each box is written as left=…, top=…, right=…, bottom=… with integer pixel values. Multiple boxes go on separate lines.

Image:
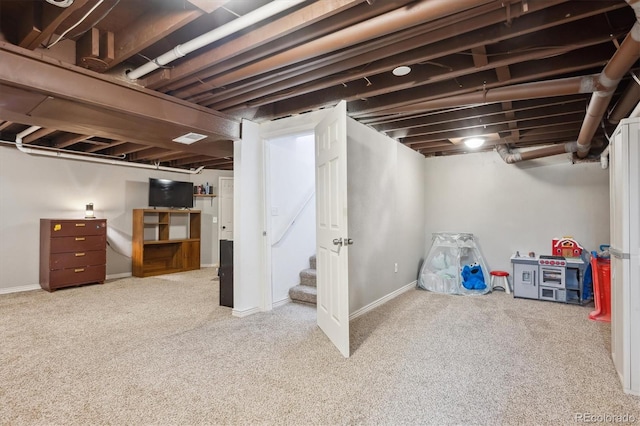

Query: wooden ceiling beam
left=104, top=6, right=205, bottom=71
left=109, top=143, right=150, bottom=156
left=154, top=152, right=202, bottom=162
left=129, top=147, right=172, bottom=161
left=27, top=0, right=90, bottom=50
left=54, top=133, right=94, bottom=148
left=198, top=159, right=234, bottom=167
left=218, top=1, right=625, bottom=118
left=85, top=140, right=127, bottom=153
left=0, top=43, right=240, bottom=149
left=348, top=45, right=613, bottom=118
left=402, top=114, right=585, bottom=146
left=372, top=96, right=587, bottom=133
left=386, top=102, right=586, bottom=140
left=233, top=36, right=615, bottom=122
left=471, top=45, right=488, bottom=68
left=193, top=0, right=515, bottom=106
left=201, top=0, right=607, bottom=112
left=146, top=0, right=367, bottom=91
left=22, top=128, right=56, bottom=144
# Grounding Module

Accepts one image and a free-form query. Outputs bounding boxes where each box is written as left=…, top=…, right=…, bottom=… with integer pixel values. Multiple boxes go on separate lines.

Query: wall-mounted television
left=148, top=178, right=194, bottom=209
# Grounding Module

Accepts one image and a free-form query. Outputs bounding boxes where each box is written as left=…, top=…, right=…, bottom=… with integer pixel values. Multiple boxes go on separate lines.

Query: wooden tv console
left=132, top=209, right=201, bottom=277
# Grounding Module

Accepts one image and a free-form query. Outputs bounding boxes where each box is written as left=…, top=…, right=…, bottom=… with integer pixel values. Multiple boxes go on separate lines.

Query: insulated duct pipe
left=377, top=74, right=600, bottom=115
left=126, top=0, right=307, bottom=80
left=576, top=0, right=640, bottom=157
left=13, top=126, right=205, bottom=174
left=496, top=142, right=577, bottom=164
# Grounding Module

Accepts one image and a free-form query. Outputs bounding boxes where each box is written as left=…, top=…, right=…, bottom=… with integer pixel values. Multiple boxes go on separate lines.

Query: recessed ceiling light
left=392, top=66, right=411, bottom=76
left=173, top=132, right=207, bottom=144
left=464, top=137, right=485, bottom=148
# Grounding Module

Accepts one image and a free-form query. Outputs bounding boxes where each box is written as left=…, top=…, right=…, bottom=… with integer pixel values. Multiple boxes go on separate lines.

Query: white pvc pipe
left=13, top=126, right=205, bottom=174
left=127, top=0, right=307, bottom=80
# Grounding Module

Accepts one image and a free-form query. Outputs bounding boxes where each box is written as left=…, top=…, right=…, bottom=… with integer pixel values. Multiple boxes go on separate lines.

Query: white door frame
left=259, top=110, right=331, bottom=311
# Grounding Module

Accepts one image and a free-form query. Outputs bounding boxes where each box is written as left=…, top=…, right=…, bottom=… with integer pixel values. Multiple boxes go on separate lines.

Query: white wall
left=233, top=120, right=266, bottom=316
left=0, top=146, right=231, bottom=292
left=423, top=151, right=610, bottom=273
left=347, top=118, right=426, bottom=313
left=266, top=133, right=316, bottom=304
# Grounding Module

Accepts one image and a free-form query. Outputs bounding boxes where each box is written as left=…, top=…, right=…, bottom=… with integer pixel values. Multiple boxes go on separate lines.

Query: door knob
left=345, top=238, right=354, bottom=245
left=332, top=238, right=343, bottom=246
left=222, top=226, right=226, bottom=230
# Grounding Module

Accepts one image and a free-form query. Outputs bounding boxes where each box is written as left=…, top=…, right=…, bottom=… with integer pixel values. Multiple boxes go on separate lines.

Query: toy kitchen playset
left=511, top=237, right=588, bottom=304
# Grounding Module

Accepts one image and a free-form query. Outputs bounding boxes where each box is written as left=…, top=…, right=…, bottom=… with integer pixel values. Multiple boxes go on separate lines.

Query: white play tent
left=418, top=232, right=491, bottom=296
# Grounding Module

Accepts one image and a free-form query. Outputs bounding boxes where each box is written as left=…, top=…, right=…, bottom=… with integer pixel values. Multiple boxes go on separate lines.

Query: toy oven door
left=539, top=265, right=565, bottom=289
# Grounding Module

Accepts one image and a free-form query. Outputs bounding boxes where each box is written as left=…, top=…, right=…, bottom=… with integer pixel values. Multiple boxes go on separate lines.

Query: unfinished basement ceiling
left=0, top=0, right=639, bottom=170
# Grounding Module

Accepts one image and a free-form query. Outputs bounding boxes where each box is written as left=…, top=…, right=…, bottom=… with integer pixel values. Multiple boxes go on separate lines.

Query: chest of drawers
left=39, top=219, right=107, bottom=292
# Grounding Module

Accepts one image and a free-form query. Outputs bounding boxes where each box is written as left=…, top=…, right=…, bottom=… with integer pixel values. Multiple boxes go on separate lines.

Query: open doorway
left=264, top=132, right=317, bottom=308
left=259, top=103, right=351, bottom=357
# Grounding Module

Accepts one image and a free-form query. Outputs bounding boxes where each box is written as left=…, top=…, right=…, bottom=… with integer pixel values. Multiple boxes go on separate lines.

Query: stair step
left=309, top=255, right=316, bottom=270
left=300, top=268, right=316, bottom=287
left=289, top=284, right=317, bottom=305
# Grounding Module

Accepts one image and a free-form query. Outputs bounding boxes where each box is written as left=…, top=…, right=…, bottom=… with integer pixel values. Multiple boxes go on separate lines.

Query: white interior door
left=315, top=100, right=350, bottom=358
left=218, top=177, right=234, bottom=241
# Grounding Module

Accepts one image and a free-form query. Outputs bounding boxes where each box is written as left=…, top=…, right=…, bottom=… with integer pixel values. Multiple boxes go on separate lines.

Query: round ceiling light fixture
left=392, top=66, right=411, bottom=76
left=464, top=137, right=485, bottom=148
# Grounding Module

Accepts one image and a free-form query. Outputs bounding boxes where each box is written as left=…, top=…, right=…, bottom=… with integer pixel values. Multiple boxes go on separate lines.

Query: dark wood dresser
left=39, top=219, right=107, bottom=292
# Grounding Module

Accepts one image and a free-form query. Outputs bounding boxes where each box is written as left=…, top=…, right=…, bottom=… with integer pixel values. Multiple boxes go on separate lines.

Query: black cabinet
left=219, top=240, right=233, bottom=307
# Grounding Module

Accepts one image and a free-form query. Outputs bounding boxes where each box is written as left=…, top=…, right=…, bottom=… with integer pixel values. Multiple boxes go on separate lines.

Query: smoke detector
left=392, top=66, right=411, bottom=76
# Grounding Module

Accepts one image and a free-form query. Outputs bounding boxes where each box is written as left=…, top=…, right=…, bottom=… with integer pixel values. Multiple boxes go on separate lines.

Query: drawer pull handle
left=75, top=237, right=85, bottom=241
left=75, top=252, right=86, bottom=257
left=74, top=268, right=85, bottom=273
left=75, top=223, right=86, bottom=227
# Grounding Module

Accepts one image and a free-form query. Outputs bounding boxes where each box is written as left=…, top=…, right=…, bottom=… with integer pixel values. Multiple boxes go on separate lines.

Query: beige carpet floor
left=1, top=268, right=638, bottom=425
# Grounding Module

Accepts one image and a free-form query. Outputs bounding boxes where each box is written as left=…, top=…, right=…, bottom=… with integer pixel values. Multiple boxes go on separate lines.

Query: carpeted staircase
left=288, top=255, right=316, bottom=305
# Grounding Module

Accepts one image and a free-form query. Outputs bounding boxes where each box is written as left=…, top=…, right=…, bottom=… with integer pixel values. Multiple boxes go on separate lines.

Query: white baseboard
left=272, top=297, right=290, bottom=309
left=232, top=306, right=261, bottom=318
left=349, top=280, right=416, bottom=321
left=0, top=284, right=41, bottom=295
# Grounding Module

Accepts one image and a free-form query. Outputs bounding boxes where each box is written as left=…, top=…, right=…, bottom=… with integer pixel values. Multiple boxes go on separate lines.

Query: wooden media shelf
left=132, top=209, right=201, bottom=277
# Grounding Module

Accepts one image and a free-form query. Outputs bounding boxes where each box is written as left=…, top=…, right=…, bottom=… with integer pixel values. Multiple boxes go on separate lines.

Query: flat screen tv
left=148, top=178, right=194, bottom=209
